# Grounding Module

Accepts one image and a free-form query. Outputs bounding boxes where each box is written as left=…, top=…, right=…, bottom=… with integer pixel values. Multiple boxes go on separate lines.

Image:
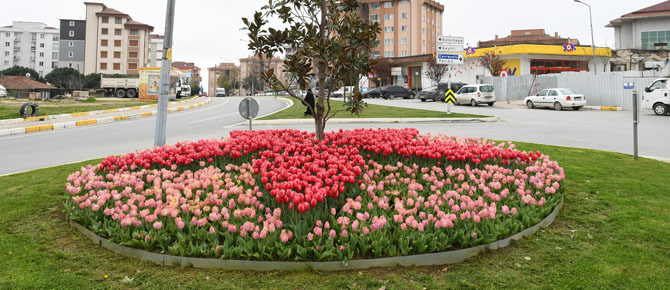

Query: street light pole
left=575, top=0, right=597, bottom=75
left=154, top=0, right=176, bottom=147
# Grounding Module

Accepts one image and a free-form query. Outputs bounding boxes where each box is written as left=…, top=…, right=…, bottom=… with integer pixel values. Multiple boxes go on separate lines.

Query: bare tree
left=424, top=57, right=448, bottom=86
left=478, top=50, right=507, bottom=76
left=373, top=57, right=392, bottom=87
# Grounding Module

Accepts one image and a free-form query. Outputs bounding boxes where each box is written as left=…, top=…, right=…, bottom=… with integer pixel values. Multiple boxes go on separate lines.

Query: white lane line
left=190, top=112, right=239, bottom=124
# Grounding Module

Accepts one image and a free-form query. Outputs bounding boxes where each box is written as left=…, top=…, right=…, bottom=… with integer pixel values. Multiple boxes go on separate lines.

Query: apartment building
left=208, top=62, right=238, bottom=96
left=239, top=55, right=286, bottom=94
left=148, top=34, right=164, bottom=67
left=360, top=0, right=443, bottom=58
left=172, top=61, right=201, bottom=86
left=83, top=2, right=154, bottom=76
left=58, top=19, right=86, bottom=72
left=0, top=21, right=59, bottom=76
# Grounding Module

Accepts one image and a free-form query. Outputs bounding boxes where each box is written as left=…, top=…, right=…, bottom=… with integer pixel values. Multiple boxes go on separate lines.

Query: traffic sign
left=239, top=97, right=259, bottom=120
left=444, top=89, right=456, bottom=104
left=437, top=36, right=464, bottom=46
left=437, top=53, right=464, bottom=65
left=437, top=45, right=463, bottom=52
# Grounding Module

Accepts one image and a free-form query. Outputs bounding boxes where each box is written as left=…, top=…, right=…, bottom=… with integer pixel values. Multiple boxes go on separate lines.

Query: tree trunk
left=314, top=0, right=328, bottom=141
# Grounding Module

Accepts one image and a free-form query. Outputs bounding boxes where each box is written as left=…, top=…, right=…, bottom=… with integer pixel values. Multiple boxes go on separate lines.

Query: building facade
left=58, top=19, right=86, bottom=72
left=608, top=1, right=670, bottom=50
left=360, top=0, right=443, bottom=58
left=207, top=62, right=238, bottom=97
left=84, top=2, right=154, bottom=76
left=148, top=34, right=164, bottom=67
left=171, top=61, right=201, bottom=87
left=0, top=21, right=59, bottom=76
left=239, top=55, right=286, bottom=94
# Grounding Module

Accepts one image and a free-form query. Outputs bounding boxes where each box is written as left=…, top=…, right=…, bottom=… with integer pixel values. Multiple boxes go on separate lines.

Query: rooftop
left=0, top=76, right=57, bottom=90
left=608, top=1, right=670, bottom=27
left=478, top=29, right=579, bottom=48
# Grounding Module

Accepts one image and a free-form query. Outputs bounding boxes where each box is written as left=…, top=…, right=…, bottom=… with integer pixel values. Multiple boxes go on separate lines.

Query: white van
left=643, top=78, right=670, bottom=116
left=216, top=88, right=226, bottom=97
left=0, top=84, right=7, bottom=97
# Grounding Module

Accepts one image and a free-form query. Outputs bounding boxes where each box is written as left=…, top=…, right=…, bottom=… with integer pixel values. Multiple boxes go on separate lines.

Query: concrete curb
left=70, top=199, right=562, bottom=272
left=252, top=116, right=500, bottom=126
left=583, top=106, right=623, bottom=111
left=0, top=98, right=212, bottom=137
left=1, top=98, right=196, bottom=125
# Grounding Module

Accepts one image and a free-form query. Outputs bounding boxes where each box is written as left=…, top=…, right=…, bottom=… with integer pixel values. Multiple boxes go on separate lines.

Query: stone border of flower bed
left=251, top=116, right=499, bottom=126
left=70, top=199, right=562, bottom=271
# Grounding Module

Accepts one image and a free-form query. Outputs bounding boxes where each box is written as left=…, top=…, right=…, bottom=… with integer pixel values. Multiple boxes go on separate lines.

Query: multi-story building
left=148, top=34, right=163, bottom=67
left=207, top=62, right=238, bottom=97
left=239, top=55, right=286, bottom=94
left=58, top=19, right=86, bottom=72
left=172, top=61, right=201, bottom=87
left=608, top=1, right=670, bottom=50
left=360, top=0, right=443, bottom=58
left=0, top=21, right=59, bottom=77
left=83, top=2, right=154, bottom=76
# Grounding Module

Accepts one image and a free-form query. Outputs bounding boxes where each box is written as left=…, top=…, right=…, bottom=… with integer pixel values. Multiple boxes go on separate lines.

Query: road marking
left=190, top=112, right=239, bottom=124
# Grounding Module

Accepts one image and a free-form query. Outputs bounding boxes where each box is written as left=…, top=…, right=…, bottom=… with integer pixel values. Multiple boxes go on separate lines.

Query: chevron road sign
left=444, top=89, right=456, bottom=104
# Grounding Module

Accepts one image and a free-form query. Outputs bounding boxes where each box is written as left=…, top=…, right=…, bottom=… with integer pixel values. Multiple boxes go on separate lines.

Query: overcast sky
left=1, top=0, right=665, bottom=89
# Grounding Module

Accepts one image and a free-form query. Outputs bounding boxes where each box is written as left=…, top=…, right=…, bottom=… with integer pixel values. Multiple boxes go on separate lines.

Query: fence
left=481, top=71, right=663, bottom=110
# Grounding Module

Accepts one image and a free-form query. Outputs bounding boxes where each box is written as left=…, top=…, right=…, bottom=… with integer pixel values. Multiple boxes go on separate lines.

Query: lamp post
left=574, top=0, right=597, bottom=75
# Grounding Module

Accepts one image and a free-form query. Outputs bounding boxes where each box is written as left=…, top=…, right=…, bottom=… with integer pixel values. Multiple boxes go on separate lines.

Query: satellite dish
left=26, top=73, right=31, bottom=78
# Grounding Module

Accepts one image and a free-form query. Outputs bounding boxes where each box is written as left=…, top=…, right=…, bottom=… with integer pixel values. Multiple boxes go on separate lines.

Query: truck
left=101, top=77, right=140, bottom=98
left=216, top=88, right=226, bottom=97
left=643, top=78, right=670, bottom=116
left=177, top=83, right=191, bottom=98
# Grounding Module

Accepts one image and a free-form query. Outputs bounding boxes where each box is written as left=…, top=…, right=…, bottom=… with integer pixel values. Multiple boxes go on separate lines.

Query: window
left=3, top=61, right=8, bottom=66
left=69, top=31, right=74, bottom=37
left=39, top=52, right=44, bottom=57
left=422, top=15, right=425, bottom=21
left=384, top=39, right=393, bottom=45
left=40, top=33, right=45, bottom=39
left=548, top=90, right=558, bottom=97
left=102, top=17, right=109, bottom=23
left=383, top=2, right=393, bottom=8
left=101, top=51, right=108, bottom=58
left=384, top=14, right=394, bottom=20
left=114, top=29, right=122, bottom=36
left=52, top=52, right=58, bottom=58
left=129, top=51, right=138, bottom=58
left=39, top=61, right=44, bottom=66
left=370, top=3, right=380, bottom=9
left=129, top=63, right=137, bottom=69
left=113, top=63, right=120, bottom=70
left=641, top=31, right=670, bottom=49
left=649, top=79, right=667, bottom=91
left=5, top=32, right=10, bottom=37
left=384, top=26, right=394, bottom=33
left=401, top=13, right=408, bottom=19
left=129, top=40, right=138, bottom=46
left=422, top=28, right=425, bottom=34
left=68, top=52, right=74, bottom=58
left=69, top=41, right=74, bottom=47
left=401, top=25, right=408, bottom=32
left=115, top=17, right=122, bottom=24
left=114, top=40, right=121, bottom=47
left=401, top=37, right=407, bottom=45
left=384, top=51, right=394, bottom=57
left=69, top=21, right=75, bottom=26
left=401, top=0, right=409, bottom=6
left=100, top=62, right=107, bottom=70
left=370, top=14, right=379, bottom=22
left=401, top=51, right=407, bottom=57
left=4, top=51, right=8, bottom=56
left=371, top=51, right=380, bottom=58
left=40, top=43, right=45, bottom=48
left=4, top=42, right=9, bottom=47
left=101, top=39, right=108, bottom=46
left=114, top=51, right=121, bottom=58
left=538, top=90, right=548, bottom=97
left=102, top=28, right=108, bottom=35
left=68, top=63, right=72, bottom=68
left=130, top=30, right=138, bottom=36
left=53, top=35, right=59, bottom=41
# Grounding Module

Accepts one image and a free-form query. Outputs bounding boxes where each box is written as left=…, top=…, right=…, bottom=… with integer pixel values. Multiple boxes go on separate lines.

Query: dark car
left=417, top=86, right=439, bottom=102
left=427, top=82, right=468, bottom=102
left=381, top=85, right=413, bottom=99
left=364, top=88, right=382, bottom=98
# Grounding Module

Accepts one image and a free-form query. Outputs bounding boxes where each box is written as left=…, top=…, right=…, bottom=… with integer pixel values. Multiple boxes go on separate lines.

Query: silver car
left=0, top=85, right=7, bottom=97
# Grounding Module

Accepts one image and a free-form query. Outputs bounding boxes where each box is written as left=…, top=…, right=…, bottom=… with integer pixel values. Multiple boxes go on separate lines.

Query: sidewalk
left=0, top=97, right=212, bottom=137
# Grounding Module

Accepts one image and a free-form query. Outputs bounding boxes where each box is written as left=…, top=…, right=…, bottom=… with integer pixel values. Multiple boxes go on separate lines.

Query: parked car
left=524, top=88, right=586, bottom=111
left=201, top=91, right=208, bottom=97
left=455, top=84, right=496, bottom=106
left=381, top=85, right=413, bottom=99
left=216, top=88, right=226, bottom=97
left=643, top=78, right=670, bottom=115
left=364, top=88, right=382, bottom=98
left=417, top=86, right=438, bottom=102
left=419, top=82, right=468, bottom=102
left=0, top=85, right=7, bottom=97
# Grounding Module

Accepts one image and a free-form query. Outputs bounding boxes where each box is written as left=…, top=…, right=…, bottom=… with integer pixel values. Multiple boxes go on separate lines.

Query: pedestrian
left=304, top=89, right=315, bottom=116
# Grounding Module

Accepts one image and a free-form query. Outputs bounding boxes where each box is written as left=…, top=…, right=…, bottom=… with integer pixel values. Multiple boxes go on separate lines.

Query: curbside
left=252, top=116, right=500, bottom=126
left=2, top=98, right=212, bottom=137
left=70, top=200, right=562, bottom=272
left=583, top=106, right=623, bottom=111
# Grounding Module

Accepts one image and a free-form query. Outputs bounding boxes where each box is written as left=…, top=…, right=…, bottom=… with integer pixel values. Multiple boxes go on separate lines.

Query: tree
left=45, top=68, right=83, bottom=89
left=0, top=66, right=45, bottom=82
left=373, top=57, right=392, bottom=87
left=217, top=68, right=239, bottom=94
left=478, top=50, right=507, bottom=77
left=83, top=73, right=102, bottom=89
left=244, top=0, right=380, bottom=139
left=424, top=57, right=449, bottom=86
left=242, top=75, right=262, bottom=93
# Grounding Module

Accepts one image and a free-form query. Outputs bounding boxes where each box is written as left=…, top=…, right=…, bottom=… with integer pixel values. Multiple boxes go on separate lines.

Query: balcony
left=13, top=47, right=20, bottom=51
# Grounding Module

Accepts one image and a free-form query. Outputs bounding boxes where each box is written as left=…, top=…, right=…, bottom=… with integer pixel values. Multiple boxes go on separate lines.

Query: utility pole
left=575, top=0, right=597, bottom=75
left=154, top=0, right=176, bottom=147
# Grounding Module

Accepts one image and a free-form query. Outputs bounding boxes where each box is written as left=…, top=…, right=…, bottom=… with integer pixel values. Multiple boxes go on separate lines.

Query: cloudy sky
left=1, top=0, right=665, bottom=89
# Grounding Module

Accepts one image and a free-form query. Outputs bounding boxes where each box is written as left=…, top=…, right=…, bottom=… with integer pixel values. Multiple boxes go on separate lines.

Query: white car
left=455, top=84, right=496, bottom=106
left=0, top=85, right=7, bottom=97
left=643, top=78, right=670, bottom=116
left=524, top=88, right=586, bottom=111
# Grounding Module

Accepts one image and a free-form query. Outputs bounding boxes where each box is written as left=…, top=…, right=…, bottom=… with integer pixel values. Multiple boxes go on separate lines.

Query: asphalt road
left=0, top=97, right=290, bottom=176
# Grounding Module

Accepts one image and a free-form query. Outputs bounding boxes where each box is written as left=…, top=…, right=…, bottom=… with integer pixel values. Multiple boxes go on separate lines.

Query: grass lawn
left=259, top=98, right=487, bottom=120
left=0, top=98, right=157, bottom=120
left=0, top=143, right=669, bottom=289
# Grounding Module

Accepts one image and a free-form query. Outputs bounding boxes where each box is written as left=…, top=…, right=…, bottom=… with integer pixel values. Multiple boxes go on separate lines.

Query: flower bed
left=65, top=129, right=564, bottom=262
